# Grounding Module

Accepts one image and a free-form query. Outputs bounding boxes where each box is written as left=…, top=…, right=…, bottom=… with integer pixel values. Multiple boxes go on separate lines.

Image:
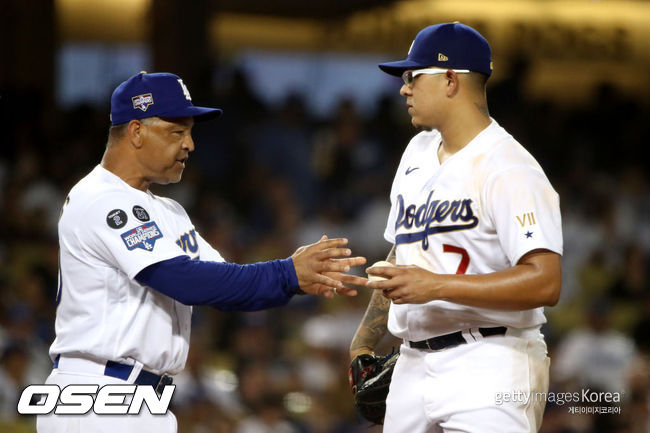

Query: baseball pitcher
left=349, top=23, right=562, bottom=433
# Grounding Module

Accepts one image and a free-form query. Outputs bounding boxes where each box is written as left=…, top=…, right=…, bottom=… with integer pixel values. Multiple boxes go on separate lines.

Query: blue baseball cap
left=378, top=23, right=493, bottom=77
left=110, top=72, right=222, bottom=125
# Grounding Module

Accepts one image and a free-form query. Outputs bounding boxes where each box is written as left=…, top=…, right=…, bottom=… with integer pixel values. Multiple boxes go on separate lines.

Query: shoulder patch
left=132, top=205, right=150, bottom=222
left=121, top=221, right=163, bottom=251
left=107, top=209, right=128, bottom=229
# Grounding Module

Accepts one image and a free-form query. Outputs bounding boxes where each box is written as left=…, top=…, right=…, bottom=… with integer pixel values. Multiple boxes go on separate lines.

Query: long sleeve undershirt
left=135, top=255, right=300, bottom=311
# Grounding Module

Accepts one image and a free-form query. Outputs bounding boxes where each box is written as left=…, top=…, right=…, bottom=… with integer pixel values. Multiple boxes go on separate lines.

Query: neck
left=437, top=101, right=491, bottom=163
left=101, top=144, right=149, bottom=191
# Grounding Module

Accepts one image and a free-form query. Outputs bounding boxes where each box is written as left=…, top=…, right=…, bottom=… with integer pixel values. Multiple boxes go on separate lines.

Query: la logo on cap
left=178, top=79, right=192, bottom=101
left=132, top=93, right=154, bottom=112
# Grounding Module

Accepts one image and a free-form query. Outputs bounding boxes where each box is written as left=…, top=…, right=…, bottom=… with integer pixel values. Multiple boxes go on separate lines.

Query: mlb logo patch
left=121, top=222, right=163, bottom=251
left=132, top=93, right=154, bottom=112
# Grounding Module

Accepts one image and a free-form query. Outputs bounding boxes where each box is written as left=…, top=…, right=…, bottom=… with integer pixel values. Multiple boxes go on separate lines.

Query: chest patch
left=121, top=221, right=163, bottom=251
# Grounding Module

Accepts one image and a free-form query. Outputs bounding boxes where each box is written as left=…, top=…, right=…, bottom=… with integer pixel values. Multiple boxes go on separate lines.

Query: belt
left=53, top=355, right=173, bottom=394
left=408, top=326, right=507, bottom=351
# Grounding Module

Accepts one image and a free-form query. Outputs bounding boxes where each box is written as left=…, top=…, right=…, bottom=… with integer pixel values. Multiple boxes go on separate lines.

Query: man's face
left=399, top=71, right=448, bottom=131
left=138, top=116, right=195, bottom=185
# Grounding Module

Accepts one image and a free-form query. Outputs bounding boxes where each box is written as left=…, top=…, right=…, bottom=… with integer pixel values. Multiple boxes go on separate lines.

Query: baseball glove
left=348, top=350, right=399, bottom=425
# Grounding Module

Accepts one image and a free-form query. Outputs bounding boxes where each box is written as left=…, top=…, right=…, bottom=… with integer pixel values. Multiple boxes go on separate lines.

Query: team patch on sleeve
left=132, top=205, right=150, bottom=221
left=516, top=211, right=537, bottom=240
left=121, top=221, right=163, bottom=251
left=106, top=209, right=128, bottom=229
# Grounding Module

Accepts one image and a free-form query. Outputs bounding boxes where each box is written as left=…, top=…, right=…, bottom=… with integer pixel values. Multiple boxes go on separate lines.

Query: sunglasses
left=401, top=68, right=470, bottom=86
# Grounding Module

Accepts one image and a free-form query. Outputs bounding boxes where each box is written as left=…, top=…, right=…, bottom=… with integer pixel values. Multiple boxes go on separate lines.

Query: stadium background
left=0, top=0, right=648, bottom=432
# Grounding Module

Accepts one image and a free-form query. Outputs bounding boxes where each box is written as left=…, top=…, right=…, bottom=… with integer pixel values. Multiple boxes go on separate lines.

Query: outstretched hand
left=292, top=235, right=367, bottom=298
left=365, top=264, right=439, bottom=304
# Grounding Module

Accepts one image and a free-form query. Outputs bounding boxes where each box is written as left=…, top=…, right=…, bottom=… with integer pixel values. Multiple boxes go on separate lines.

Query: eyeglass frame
left=401, top=68, right=471, bottom=86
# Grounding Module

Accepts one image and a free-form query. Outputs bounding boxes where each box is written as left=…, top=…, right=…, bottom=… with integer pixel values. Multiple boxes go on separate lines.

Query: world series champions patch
left=121, top=222, right=163, bottom=251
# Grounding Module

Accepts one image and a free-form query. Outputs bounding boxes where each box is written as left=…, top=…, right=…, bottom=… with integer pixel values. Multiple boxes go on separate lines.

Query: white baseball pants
left=383, top=327, right=549, bottom=433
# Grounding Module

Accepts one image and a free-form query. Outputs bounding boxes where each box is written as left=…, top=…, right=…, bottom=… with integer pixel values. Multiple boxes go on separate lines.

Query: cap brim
left=186, top=106, right=222, bottom=122
left=378, top=59, right=426, bottom=76
left=158, top=106, right=223, bottom=122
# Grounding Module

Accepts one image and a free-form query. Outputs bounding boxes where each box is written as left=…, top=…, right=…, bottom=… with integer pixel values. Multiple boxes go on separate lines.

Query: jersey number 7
left=442, top=244, right=469, bottom=274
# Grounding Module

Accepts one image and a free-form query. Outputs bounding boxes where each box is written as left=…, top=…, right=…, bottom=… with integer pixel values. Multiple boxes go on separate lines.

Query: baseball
left=368, top=261, right=395, bottom=282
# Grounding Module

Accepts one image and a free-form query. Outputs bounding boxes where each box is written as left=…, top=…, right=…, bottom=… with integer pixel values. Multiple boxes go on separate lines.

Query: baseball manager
left=37, top=72, right=367, bottom=433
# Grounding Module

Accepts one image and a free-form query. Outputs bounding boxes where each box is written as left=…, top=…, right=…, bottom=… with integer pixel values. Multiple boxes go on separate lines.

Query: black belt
left=54, top=355, right=173, bottom=394
left=408, top=326, right=507, bottom=351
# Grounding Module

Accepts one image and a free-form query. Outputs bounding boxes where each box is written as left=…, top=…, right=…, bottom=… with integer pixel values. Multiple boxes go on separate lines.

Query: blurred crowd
left=0, top=59, right=648, bottom=433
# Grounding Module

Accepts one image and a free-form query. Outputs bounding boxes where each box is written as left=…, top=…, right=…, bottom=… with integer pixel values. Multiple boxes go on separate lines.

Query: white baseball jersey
left=50, top=165, right=224, bottom=375
left=384, top=119, right=563, bottom=341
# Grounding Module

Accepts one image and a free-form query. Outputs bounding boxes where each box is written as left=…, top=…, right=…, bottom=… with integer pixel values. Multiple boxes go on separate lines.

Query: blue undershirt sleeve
left=135, top=255, right=301, bottom=311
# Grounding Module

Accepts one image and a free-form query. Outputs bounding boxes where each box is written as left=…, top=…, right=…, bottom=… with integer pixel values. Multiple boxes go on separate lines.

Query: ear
left=127, top=119, right=145, bottom=149
left=444, top=70, right=461, bottom=98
